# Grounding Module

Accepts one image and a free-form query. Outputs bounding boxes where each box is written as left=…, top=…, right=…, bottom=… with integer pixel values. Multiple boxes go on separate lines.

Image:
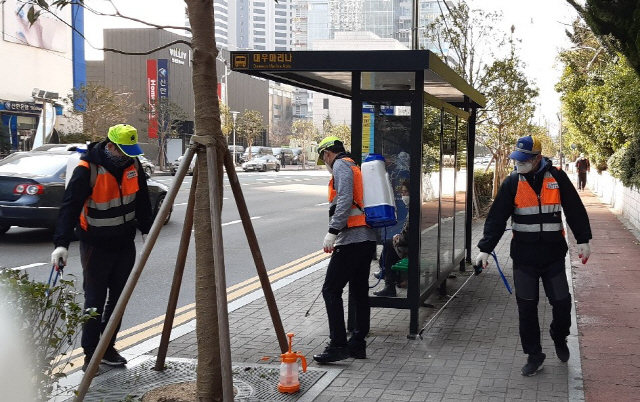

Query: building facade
left=0, top=1, right=84, bottom=151
left=86, top=28, right=269, bottom=162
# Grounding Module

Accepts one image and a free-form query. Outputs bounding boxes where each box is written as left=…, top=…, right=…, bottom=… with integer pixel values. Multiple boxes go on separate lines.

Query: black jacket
left=53, top=141, right=153, bottom=250
left=477, top=157, right=592, bottom=264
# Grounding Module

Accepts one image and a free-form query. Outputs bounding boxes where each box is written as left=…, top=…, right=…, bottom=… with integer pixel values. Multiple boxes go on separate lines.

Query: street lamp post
left=231, top=111, right=239, bottom=165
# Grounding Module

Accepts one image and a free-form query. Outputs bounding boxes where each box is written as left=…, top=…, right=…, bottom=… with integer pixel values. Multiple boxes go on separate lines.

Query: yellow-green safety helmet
left=316, top=136, right=341, bottom=165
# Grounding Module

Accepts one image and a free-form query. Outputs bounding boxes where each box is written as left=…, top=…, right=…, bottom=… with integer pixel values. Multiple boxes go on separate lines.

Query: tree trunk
left=185, top=1, right=227, bottom=401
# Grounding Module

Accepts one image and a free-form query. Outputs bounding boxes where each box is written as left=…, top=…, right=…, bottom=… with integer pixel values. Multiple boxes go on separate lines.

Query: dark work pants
left=513, top=259, right=572, bottom=356
left=322, top=241, right=376, bottom=347
left=80, top=241, right=136, bottom=355
left=382, top=238, right=401, bottom=288
left=578, top=172, right=587, bottom=190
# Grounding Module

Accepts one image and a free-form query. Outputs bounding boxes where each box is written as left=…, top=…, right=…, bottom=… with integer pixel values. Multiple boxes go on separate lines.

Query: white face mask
left=402, top=195, right=410, bottom=206
left=515, top=161, right=533, bottom=174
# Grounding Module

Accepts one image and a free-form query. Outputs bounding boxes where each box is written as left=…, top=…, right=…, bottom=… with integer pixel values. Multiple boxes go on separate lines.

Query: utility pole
left=557, top=111, right=563, bottom=169
left=231, top=111, right=239, bottom=165
left=412, top=0, right=419, bottom=50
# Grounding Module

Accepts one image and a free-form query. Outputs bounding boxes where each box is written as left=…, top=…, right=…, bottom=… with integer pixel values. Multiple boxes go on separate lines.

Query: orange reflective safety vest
left=328, top=156, right=367, bottom=228
left=512, top=171, right=565, bottom=242
left=78, top=160, right=140, bottom=236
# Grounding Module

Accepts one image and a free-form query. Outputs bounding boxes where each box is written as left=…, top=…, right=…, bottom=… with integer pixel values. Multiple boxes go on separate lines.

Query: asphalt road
left=0, top=168, right=332, bottom=331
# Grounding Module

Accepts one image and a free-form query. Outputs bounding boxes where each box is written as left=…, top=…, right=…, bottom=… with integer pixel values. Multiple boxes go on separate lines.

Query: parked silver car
left=242, top=155, right=281, bottom=172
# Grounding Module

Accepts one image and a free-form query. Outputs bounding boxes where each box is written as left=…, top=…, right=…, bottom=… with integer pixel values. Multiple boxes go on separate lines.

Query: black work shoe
left=521, top=353, right=546, bottom=376
left=101, top=347, right=127, bottom=366
left=313, top=344, right=350, bottom=363
left=553, top=338, right=570, bottom=362
left=81, top=355, right=103, bottom=375
left=373, top=286, right=396, bottom=297
left=348, top=339, right=366, bottom=359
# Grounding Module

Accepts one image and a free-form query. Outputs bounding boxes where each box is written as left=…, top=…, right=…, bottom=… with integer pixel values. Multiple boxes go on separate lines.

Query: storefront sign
left=169, top=47, right=187, bottom=65
left=0, top=100, right=43, bottom=113
left=158, top=59, right=169, bottom=131
left=147, top=59, right=158, bottom=139
left=232, top=53, right=293, bottom=70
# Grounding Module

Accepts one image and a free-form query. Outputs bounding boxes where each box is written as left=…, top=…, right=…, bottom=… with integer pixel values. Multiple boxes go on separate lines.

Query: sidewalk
left=58, top=187, right=640, bottom=401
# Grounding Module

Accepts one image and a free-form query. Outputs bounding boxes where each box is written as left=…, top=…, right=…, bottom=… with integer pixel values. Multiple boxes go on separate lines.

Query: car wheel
left=170, top=170, right=176, bottom=176
left=144, top=166, right=154, bottom=177
left=0, top=224, right=10, bottom=235
left=261, top=164, right=267, bottom=172
left=155, top=194, right=172, bottom=225
left=275, top=165, right=280, bottom=172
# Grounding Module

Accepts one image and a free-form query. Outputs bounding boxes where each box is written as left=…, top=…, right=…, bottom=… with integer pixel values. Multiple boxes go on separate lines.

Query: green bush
left=607, top=135, right=640, bottom=189
left=0, top=269, right=95, bottom=401
left=607, top=145, right=626, bottom=179
left=474, top=170, right=494, bottom=215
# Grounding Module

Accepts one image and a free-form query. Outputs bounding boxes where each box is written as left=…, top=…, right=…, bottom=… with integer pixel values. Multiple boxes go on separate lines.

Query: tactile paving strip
left=71, top=357, right=331, bottom=401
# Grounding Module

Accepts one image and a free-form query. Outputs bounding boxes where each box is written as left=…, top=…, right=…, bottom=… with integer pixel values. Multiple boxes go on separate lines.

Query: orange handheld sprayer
left=277, top=333, right=307, bottom=393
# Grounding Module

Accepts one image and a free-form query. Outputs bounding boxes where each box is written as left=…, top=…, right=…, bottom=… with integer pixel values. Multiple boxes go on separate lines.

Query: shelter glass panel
left=362, top=101, right=411, bottom=297
left=440, top=112, right=456, bottom=269
left=454, top=118, right=468, bottom=260
left=420, top=106, right=441, bottom=292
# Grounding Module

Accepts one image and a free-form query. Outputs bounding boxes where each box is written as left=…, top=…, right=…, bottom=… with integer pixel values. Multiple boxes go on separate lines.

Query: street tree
left=269, top=118, right=293, bottom=146
left=140, top=99, right=188, bottom=170
left=565, top=0, right=640, bottom=77
left=24, top=1, right=230, bottom=400
left=237, top=110, right=266, bottom=160
left=478, top=45, right=539, bottom=196
left=292, top=120, right=319, bottom=169
left=326, top=123, right=351, bottom=150
left=219, top=101, right=233, bottom=139
left=556, top=20, right=640, bottom=170
left=423, top=1, right=504, bottom=87
left=62, top=83, right=138, bottom=142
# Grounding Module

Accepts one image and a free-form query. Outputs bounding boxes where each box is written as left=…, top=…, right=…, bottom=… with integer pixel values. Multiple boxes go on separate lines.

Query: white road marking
left=9, top=262, right=48, bottom=271
left=316, top=202, right=329, bottom=206
left=192, top=216, right=262, bottom=231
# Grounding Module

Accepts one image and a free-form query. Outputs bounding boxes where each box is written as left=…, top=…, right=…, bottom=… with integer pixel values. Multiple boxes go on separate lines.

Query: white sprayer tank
left=65, top=147, right=88, bottom=188
left=361, top=153, right=397, bottom=228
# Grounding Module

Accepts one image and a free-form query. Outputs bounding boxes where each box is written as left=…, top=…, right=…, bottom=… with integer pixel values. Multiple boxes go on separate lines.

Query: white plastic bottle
left=361, top=153, right=397, bottom=228
left=65, top=147, right=87, bottom=188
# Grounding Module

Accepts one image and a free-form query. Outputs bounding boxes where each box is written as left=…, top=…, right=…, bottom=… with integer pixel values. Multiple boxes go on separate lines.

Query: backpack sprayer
left=306, top=153, right=397, bottom=314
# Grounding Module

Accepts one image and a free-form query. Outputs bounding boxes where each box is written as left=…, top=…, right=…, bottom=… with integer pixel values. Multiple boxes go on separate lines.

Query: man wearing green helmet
left=312, top=136, right=376, bottom=363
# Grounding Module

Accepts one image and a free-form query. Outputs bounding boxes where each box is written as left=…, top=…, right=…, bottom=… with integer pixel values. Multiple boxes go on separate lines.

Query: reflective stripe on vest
left=328, top=157, right=367, bottom=228
left=78, top=160, right=139, bottom=232
left=512, top=172, right=563, bottom=235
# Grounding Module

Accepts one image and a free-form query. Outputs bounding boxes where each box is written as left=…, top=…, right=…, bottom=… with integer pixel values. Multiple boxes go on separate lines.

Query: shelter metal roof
left=229, top=50, right=486, bottom=109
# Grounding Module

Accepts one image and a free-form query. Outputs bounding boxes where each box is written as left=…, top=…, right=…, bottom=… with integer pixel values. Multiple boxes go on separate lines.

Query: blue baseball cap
left=509, top=136, right=541, bottom=162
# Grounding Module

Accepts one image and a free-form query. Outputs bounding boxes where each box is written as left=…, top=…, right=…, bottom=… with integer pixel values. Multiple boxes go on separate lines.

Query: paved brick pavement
left=67, top=184, right=640, bottom=401
left=569, top=189, right=640, bottom=402
left=147, top=220, right=577, bottom=401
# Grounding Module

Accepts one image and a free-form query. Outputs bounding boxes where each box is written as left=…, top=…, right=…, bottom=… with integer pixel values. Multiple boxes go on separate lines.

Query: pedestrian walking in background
left=476, top=135, right=592, bottom=376
left=50, top=124, right=153, bottom=372
left=312, top=136, right=376, bottom=363
left=280, top=149, right=286, bottom=168
left=575, top=153, right=590, bottom=191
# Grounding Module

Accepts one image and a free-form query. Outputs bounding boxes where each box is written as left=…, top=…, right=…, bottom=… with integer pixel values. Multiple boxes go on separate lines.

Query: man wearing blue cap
left=51, top=124, right=153, bottom=372
left=475, top=135, right=592, bottom=376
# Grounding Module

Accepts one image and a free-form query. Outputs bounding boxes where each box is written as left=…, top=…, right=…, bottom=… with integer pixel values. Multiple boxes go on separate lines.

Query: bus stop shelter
left=230, top=50, right=486, bottom=335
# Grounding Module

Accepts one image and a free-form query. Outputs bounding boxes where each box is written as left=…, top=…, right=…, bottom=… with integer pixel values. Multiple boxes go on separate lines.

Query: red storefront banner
left=146, top=59, right=158, bottom=139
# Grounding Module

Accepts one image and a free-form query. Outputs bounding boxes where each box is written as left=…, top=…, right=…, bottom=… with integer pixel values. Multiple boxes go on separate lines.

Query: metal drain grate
left=70, top=357, right=331, bottom=402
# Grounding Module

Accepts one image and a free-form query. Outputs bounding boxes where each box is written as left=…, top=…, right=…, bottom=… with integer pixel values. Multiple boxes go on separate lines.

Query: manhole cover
left=67, top=357, right=334, bottom=401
